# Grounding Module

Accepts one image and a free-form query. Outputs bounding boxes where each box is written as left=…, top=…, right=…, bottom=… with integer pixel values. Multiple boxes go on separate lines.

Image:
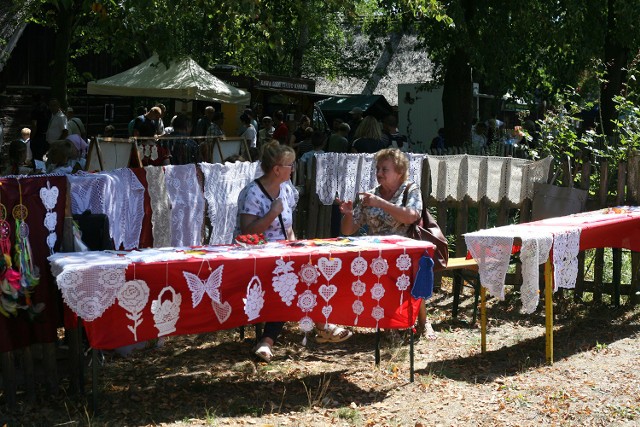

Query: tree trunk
left=51, top=6, right=75, bottom=108
left=442, top=48, right=473, bottom=148
left=600, top=0, right=628, bottom=137
left=291, top=2, right=309, bottom=78
left=362, top=32, right=403, bottom=96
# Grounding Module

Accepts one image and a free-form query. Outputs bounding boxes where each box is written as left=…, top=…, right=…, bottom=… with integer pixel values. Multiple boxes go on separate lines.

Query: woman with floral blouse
left=339, top=148, right=437, bottom=340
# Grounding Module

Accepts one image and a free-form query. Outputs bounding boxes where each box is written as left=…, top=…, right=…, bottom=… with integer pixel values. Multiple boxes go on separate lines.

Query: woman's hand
left=269, top=197, right=285, bottom=216
left=358, top=192, right=382, bottom=208
left=338, top=199, right=354, bottom=215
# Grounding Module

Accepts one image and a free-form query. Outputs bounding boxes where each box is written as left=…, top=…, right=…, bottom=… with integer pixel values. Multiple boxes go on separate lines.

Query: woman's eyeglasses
left=279, top=162, right=296, bottom=168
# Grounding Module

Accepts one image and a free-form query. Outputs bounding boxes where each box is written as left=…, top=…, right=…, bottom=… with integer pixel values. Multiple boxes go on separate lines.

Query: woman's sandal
left=315, top=324, right=353, bottom=343
left=253, top=342, right=273, bottom=362
left=416, top=321, right=438, bottom=341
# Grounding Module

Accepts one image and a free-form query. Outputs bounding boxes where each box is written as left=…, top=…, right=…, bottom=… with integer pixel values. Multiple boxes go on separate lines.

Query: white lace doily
left=117, top=279, right=150, bottom=341
left=40, top=180, right=59, bottom=255
left=272, top=258, right=298, bottom=306
left=200, top=161, right=262, bottom=245
left=183, top=265, right=223, bottom=308
left=164, top=164, right=205, bottom=247
left=49, top=252, right=132, bottom=321
left=243, top=275, right=265, bottom=321
left=144, top=166, right=172, bottom=248
left=151, top=286, right=181, bottom=337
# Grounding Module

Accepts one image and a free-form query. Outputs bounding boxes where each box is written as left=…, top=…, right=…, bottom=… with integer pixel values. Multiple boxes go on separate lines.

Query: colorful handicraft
left=13, top=179, right=40, bottom=307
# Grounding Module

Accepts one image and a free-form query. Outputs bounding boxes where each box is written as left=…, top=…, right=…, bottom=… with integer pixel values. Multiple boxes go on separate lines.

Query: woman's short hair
left=375, top=148, right=409, bottom=182
left=260, top=140, right=295, bottom=173
left=354, top=116, right=382, bottom=140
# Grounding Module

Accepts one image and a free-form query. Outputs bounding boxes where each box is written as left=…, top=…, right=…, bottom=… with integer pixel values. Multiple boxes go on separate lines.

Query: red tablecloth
left=56, top=237, right=434, bottom=350
left=521, top=207, right=640, bottom=251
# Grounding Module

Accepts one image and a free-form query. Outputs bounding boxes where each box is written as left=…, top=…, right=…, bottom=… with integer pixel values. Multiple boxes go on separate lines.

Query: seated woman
left=236, top=140, right=352, bottom=362
left=339, top=148, right=437, bottom=339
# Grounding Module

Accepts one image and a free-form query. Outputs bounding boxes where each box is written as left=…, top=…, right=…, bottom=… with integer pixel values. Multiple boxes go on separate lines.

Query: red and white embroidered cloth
left=464, top=207, right=640, bottom=313
left=49, top=236, right=434, bottom=350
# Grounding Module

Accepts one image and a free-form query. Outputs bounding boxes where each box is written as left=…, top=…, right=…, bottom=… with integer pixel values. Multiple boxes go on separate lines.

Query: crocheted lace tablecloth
left=49, top=252, right=132, bottom=321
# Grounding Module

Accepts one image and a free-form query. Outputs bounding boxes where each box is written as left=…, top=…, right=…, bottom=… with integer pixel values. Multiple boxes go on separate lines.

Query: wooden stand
left=85, top=137, right=141, bottom=172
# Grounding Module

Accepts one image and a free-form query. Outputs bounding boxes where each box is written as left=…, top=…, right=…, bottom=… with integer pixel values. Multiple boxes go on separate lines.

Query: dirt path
left=3, top=286, right=640, bottom=426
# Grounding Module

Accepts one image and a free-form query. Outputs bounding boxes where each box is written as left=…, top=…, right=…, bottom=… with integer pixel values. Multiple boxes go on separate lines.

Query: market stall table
left=464, top=206, right=640, bottom=363
left=49, top=235, right=435, bottom=401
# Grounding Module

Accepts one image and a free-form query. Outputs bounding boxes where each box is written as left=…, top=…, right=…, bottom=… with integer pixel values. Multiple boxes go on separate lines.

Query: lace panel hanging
left=200, top=161, right=262, bottom=245
left=144, top=166, right=172, bottom=248
left=164, top=164, right=205, bottom=247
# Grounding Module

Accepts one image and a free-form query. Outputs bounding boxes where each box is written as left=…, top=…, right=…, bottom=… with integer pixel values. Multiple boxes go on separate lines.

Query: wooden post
left=627, top=153, right=640, bottom=304
left=612, top=163, right=627, bottom=305
left=480, top=286, right=487, bottom=354
left=575, top=160, right=592, bottom=301
left=544, top=259, right=554, bottom=364
left=594, top=160, right=609, bottom=303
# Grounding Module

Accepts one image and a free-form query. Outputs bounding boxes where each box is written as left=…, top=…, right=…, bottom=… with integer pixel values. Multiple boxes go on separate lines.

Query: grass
left=336, top=407, right=362, bottom=424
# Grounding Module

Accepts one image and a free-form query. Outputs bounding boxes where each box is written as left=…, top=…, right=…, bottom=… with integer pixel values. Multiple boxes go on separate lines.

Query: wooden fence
left=296, top=151, right=640, bottom=306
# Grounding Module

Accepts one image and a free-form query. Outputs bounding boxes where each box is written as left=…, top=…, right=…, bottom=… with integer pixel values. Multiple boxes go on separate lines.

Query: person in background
left=206, top=111, right=225, bottom=138
left=46, top=98, right=68, bottom=146
left=381, top=114, right=408, bottom=151
left=103, top=125, right=115, bottom=137
left=326, top=123, right=351, bottom=153
left=170, top=114, right=200, bottom=165
left=299, top=131, right=327, bottom=177
left=155, top=103, right=167, bottom=135
left=194, top=106, right=214, bottom=137
left=30, top=94, right=50, bottom=161
left=272, top=110, right=288, bottom=144
left=66, top=107, right=87, bottom=139
left=471, top=122, right=488, bottom=154
left=258, top=116, right=275, bottom=148
left=289, top=115, right=311, bottom=147
left=352, top=116, right=385, bottom=154
left=239, top=113, right=257, bottom=148
left=2, top=140, right=33, bottom=175
left=331, top=117, right=344, bottom=133
left=129, top=106, right=147, bottom=136
left=430, top=128, right=445, bottom=152
left=133, top=107, right=161, bottom=138
left=20, top=128, right=33, bottom=163
left=347, top=107, right=364, bottom=141
left=236, top=141, right=352, bottom=362
left=294, top=127, right=314, bottom=158
left=339, top=148, right=437, bottom=340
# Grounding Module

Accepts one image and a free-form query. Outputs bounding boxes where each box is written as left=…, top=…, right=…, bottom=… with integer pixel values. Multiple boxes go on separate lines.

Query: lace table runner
left=465, top=224, right=581, bottom=313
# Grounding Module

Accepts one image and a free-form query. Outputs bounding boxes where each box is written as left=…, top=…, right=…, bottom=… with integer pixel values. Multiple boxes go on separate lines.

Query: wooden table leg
left=545, top=259, right=554, bottom=364
left=480, top=286, right=486, bottom=354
